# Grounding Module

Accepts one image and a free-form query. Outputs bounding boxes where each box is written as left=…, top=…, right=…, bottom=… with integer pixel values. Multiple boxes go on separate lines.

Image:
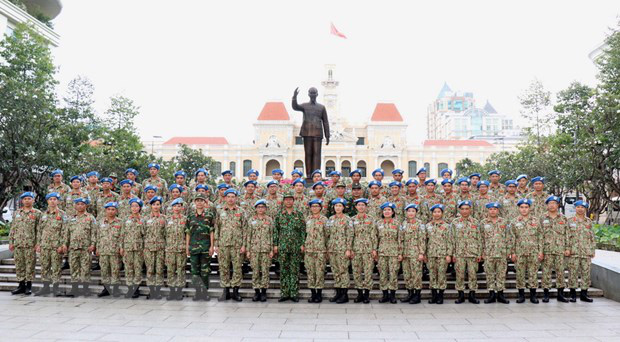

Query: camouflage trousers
left=144, top=250, right=165, bottom=286
left=330, top=251, right=350, bottom=288
left=402, top=256, right=423, bottom=290
left=279, top=251, right=301, bottom=297
left=455, top=257, right=478, bottom=291
left=39, top=247, right=62, bottom=283
left=165, top=251, right=186, bottom=287
left=378, top=255, right=400, bottom=291
left=14, top=247, right=36, bottom=282
left=567, top=257, right=591, bottom=290
left=485, top=257, right=507, bottom=291
left=250, top=252, right=270, bottom=289
left=428, top=257, right=448, bottom=290
left=100, top=254, right=121, bottom=285
left=304, top=252, right=325, bottom=289
left=352, top=252, right=374, bottom=290
left=190, top=253, right=211, bottom=288
left=69, top=249, right=91, bottom=282
left=515, top=254, right=539, bottom=289
left=542, top=254, right=566, bottom=289
left=123, top=251, right=143, bottom=286
left=218, top=246, right=242, bottom=288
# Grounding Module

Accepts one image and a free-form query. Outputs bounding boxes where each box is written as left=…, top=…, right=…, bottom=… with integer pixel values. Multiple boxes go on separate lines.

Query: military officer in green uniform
left=186, top=193, right=216, bottom=301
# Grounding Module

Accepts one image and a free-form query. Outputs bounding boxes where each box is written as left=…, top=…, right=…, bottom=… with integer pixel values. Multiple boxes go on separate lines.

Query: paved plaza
left=1, top=292, right=620, bottom=341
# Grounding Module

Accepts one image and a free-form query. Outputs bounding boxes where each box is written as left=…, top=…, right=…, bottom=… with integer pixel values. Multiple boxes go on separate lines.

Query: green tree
left=519, top=79, right=553, bottom=146
left=104, top=95, right=140, bottom=132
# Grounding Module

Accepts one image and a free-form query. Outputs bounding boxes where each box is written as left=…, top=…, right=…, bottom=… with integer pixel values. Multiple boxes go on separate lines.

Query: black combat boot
left=428, top=289, right=437, bottom=304
left=569, top=288, right=577, bottom=302
left=52, top=283, right=60, bottom=297
left=252, top=289, right=261, bottom=302
left=436, top=290, right=444, bottom=304
left=389, top=290, right=397, bottom=304
left=125, top=285, right=135, bottom=299
left=98, top=286, right=110, bottom=298
left=23, top=281, right=32, bottom=295
left=69, top=282, right=80, bottom=297
left=409, top=289, right=421, bottom=304
left=529, top=288, right=539, bottom=304
left=167, top=287, right=177, bottom=300
left=497, top=291, right=510, bottom=304
left=329, top=288, right=340, bottom=303
left=363, top=289, right=370, bottom=304
left=147, top=285, right=155, bottom=300
left=580, top=289, right=593, bottom=302
left=315, top=289, right=323, bottom=303
left=82, top=283, right=91, bottom=297
left=35, top=282, right=51, bottom=296
left=542, top=288, right=550, bottom=303
left=308, top=289, right=316, bottom=303
left=175, top=287, right=183, bottom=300
left=468, top=291, right=479, bottom=304
left=260, top=288, right=267, bottom=302
left=401, top=289, right=413, bottom=303
left=337, top=289, right=349, bottom=304
left=484, top=290, right=496, bottom=304
left=557, top=288, right=569, bottom=303
left=10, top=280, right=24, bottom=296
left=111, top=284, right=121, bottom=297
left=516, top=289, right=526, bottom=303
left=378, top=290, right=390, bottom=303
left=222, top=287, right=231, bottom=301
left=291, top=294, right=299, bottom=302
left=278, top=294, right=290, bottom=302
left=131, top=285, right=140, bottom=299
left=193, top=287, right=202, bottom=302
left=455, top=290, right=465, bottom=304
left=354, top=289, right=364, bottom=303
left=232, top=287, right=242, bottom=302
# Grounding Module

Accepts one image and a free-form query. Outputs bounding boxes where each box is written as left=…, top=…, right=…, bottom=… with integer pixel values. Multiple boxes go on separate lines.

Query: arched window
left=265, top=159, right=281, bottom=178
left=214, top=162, right=222, bottom=176
left=293, top=160, right=304, bottom=173
left=243, top=160, right=252, bottom=176
left=229, top=162, right=236, bottom=176
left=341, top=160, right=351, bottom=176
left=437, top=163, right=448, bottom=177
left=380, top=160, right=395, bottom=176
left=325, top=160, right=336, bottom=173
left=408, top=161, right=417, bottom=178
left=356, top=160, right=367, bottom=177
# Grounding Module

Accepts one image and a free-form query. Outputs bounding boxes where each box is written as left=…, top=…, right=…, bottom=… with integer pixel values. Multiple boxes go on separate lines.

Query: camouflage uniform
left=165, top=214, right=187, bottom=287
left=540, top=213, right=568, bottom=289
left=64, top=190, right=90, bottom=217
left=142, top=177, right=168, bottom=199
left=405, top=194, right=427, bottom=221
left=120, top=215, right=145, bottom=286
left=488, top=183, right=505, bottom=199
left=10, top=208, right=41, bottom=282
left=566, top=216, right=595, bottom=290
left=292, top=193, right=309, bottom=217
left=273, top=209, right=306, bottom=298
left=163, top=198, right=187, bottom=216
left=481, top=216, right=512, bottom=291
left=387, top=194, right=407, bottom=222
left=117, top=194, right=138, bottom=220
left=239, top=194, right=260, bottom=218
left=131, top=182, right=143, bottom=199
left=377, top=218, right=401, bottom=291
left=426, top=220, right=453, bottom=290
left=37, top=208, right=65, bottom=284
left=527, top=191, right=549, bottom=219
left=264, top=195, right=284, bottom=219
left=143, top=213, right=166, bottom=286
left=95, top=216, right=123, bottom=285
left=48, top=183, right=71, bottom=204
left=510, top=215, right=542, bottom=289
left=94, top=191, right=119, bottom=219
left=500, top=195, right=519, bottom=221
left=327, top=196, right=352, bottom=218
left=420, top=193, right=442, bottom=223
left=451, top=216, right=482, bottom=291
left=326, top=214, right=354, bottom=289
left=516, top=186, right=530, bottom=198
left=367, top=195, right=387, bottom=219
left=64, top=212, right=96, bottom=282
left=304, top=214, right=328, bottom=289
left=441, top=193, right=458, bottom=222
left=474, top=193, right=493, bottom=220
left=214, top=206, right=247, bottom=288
left=400, top=218, right=426, bottom=291
left=351, top=213, right=378, bottom=290
left=85, top=184, right=101, bottom=201
left=246, top=215, right=273, bottom=289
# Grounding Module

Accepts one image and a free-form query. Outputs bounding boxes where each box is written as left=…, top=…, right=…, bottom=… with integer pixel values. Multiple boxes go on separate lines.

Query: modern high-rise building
left=0, top=0, right=61, bottom=46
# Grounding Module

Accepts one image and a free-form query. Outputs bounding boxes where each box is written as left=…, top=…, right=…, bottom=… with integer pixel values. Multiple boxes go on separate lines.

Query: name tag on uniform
left=42, top=214, right=47, bottom=220
left=570, top=223, right=577, bottom=228
left=457, top=224, right=463, bottom=228
left=543, top=220, right=550, bottom=224
left=484, top=224, right=491, bottom=229
left=251, top=220, right=257, bottom=225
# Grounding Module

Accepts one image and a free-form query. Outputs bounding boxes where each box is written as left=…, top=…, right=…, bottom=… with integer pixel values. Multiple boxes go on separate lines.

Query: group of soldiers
left=8, top=164, right=596, bottom=305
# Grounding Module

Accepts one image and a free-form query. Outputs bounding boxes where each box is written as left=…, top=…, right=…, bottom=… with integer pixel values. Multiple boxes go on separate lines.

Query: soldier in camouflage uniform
left=527, top=177, right=548, bottom=219
left=141, top=185, right=158, bottom=216
left=350, top=198, right=378, bottom=304
left=273, top=191, right=306, bottom=302
left=191, top=168, right=211, bottom=199
left=347, top=183, right=365, bottom=217
left=63, top=198, right=96, bottom=297
left=452, top=201, right=482, bottom=304
left=264, top=181, right=284, bottom=219
left=371, top=168, right=390, bottom=197
left=474, top=181, right=493, bottom=220
left=48, top=169, right=71, bottom=205
left=120, top=198, right=145, bottom=299
left=426, top=204, right=453, bottom=304
left=516, top=174, right=530, bottom=198
left=327, top=182, right=349, bottom=217
left=376, top=202, right=401, bottom=304
left=246, top=199, right=274, bottom=302
left=303, top=199, right=328, bottom=303
left=468, top=173, right=481, bottom=196
left=566, top=200, right=595, bottom=302
left=440, top=179, right=458, bottom=221
left=367, top=181, right=387, bottom=219
left=540, top=196, right=569, bottom=303
left=214, top=189, right=246, bottom=301
left=35, top=193, right=65, bottom=296
left=416, top=167, right=429, bottom=196
left=421, top=179, right=442, bottom=223
left=164, top=184, right=187, bottom=215
left=124, top=168, right=142, bottom=199
left=292, top=179, right=309, bottom=216
left=239, top=180, right=261, bottom=217
left=481, top=202, right=512, bottom=304
left=346, top=170, right=367, bottom=198
left=173, top=170, right=191, bottom=202
left=94, top=178, right=119, bottom=219
left=387, top=181, right=406, bottom=221
left=94, top=202, right=123, bottom=297
left=399, top=203, right=426, bottom=304
left=142, top=163, right=168, bottom=198
left=10, top=192, right=40, bottom=296
left=143, top=196, right=166, bottom=299
left=326, top=198, right=354, bottom=303
left=500, top=180, right=520, bottom=221
left=64, top=176, right=89, bottom=217
left=325, top=171, right=342, bottom=198
left=186, top=193, right=216, bottom=301
left=456, top=178, right=476, bottom=203
left=510, top=198, right=544, bottom=304
left=392, top=169, right=407, bottom=195
left=487, top=170, right=505, bottom=199
left=309, top=182, right=330, bottom=217
left=85, top=171, right=101, bottom=201
left=118, top=179, right=138, bottom=219
left=165, top=198, right=188, bottom=300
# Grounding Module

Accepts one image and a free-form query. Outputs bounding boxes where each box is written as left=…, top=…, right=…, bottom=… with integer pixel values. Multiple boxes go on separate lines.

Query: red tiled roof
left=163, top=137, right=229, bottom=145
left=370, top=103, right=403, bottom=122
left=423, top=140, right=493, bottom=147
left=257, top=102, right=290, bottom=121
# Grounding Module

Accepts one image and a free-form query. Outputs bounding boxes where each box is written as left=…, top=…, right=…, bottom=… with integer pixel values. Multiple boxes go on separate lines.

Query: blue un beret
left=221, top=170, right=232, bottom=176
left=517, top=198, right=532, bottom=207
left=545, top=195, right=561, bottom=204
left=458, top=200, right=473, bottom=208
left=380, top=202, right=396, bottom=210
left=516, top=174, right=528, bottom=182
left=292, top=178, right=305, bottom=186
left=254, top=199, right=267, bottom=207
left=149, top=196, right=163, bottom=204
left=331, top=198, right=348, bottom=206
left=195, top=184, right=209, bottom=192
left=129, top=198, right=143, bottom=207
left=368, top=180, right=382, bottom=188
left=311, top=169, right=322, bottom=177
left=246, top=169, right=259, bottom=177
left=291, top=169, right=303, bottom=177
left=329, top=170, right=342, bottom=177
left=416, top=167, right=427, bottom=175
left=574, top=200, right=589, bottom=208
left=104, top=202, right=119, bottom=209
left=148, top=163, right=160, bottom=170
left=389, top=181, right=402, bottom=188
left=119, top=179, right=134, bottom=187
left=125, top=168, right=138, bottom=176
left=441, top=178, right=454, bottom=186
left=392, top=168, right=404, bottom=175
left=505, top=180, right=517, bottom=187
left=195, top=168, right=209, bottom=177
left=424, top=179, right=437, bottom=185
left=266, top=180, right=279, bottom=187
left=308, top=199, right=323, bottom=206
left=457, top=177, right=471, bottom=186
left=144, top=185, right=158, bottom=193
left=86, top=171, right=100, bottom=178
left=217, top=183, right=230, bottom=190
left=354, top=198, right=369, bottom=205
left=477, top=180, right=490, bottom=188
left=488, top=170, right=501, bottom=176
left=169, top=184, right=184, bottom=192
left=174, top=170, right=187, bottom=178
left=50, top=169, right=63, bottom=177
left=531, top=176, right=545, bottom=184
left=271, top=169, right=284, bottom=175
left=73, top=197, right=90, bottom=205
left=45, top=192, right=60, bottom=200
left=372, top=168, right=385, bottom=177
left=312, top=181, right=325, bottom=189
left=70, top=175, right=83, bottom=183
left=469, top=173, right=481, bottom=179
left=405, top=203, right=419, bottom=211
left=244, top=180, right=257, bottom=187
left=349, top=169, right=362, bottom=177
left=440, top=168, right=453, bottom=176
left=170, top=198, right=184, bottom=207
left=100, top=177, right=113, bottom=184
left=405, top=179, right=419, bottom=186
left=224, top=189, right=238, bottom=196
left=430, top=203, right=445, bottom=212
left=486, top=202, right=501, bottom=209
left=20, top=192, right=35, bottom=199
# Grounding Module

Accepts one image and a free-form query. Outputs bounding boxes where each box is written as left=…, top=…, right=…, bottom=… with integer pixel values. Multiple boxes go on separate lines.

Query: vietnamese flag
left=330, top=22, right=347, bottom=39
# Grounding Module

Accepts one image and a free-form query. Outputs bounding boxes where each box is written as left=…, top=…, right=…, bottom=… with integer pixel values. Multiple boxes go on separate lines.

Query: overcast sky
left=51, top=1, right=619, bottom=145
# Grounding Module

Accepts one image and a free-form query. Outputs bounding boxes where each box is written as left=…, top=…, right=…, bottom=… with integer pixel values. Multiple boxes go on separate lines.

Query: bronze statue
left=292, top=87, right=330, bottom=178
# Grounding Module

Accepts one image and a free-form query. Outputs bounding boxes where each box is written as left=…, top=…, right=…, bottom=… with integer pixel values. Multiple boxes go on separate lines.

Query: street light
left=152, top=135, right=163, bottom=154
